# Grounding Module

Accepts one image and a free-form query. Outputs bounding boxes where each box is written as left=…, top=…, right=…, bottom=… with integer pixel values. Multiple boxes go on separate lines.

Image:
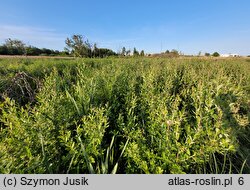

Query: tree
left=41, top=48, right=52, bottom=55
left=26, top=46, right=42, bottom=56
left=0, top=45, right=8, bottom=55
left=121, top=47, right=126, bottom=56
left=126, top=49, right=131, bottom=56
left=97, top=48, right=117, bottom=57
left=171, top=49, right=179, bottom=55
left=91, top=43, right=117, bottom=58
left=140, top=50, right=145, bottom=56
left=92, top=43, right=99, bottom=57
left=4, top=38, right=26, bottom=55
left=133, top=47, right=139, bottom=56
left=205, top=53, right=210, bottom=56
left=65, top=34, right=92, bottom=57
left=212, top=52, right=220, bottom=57
left=0, top=38, right=67, bottom=56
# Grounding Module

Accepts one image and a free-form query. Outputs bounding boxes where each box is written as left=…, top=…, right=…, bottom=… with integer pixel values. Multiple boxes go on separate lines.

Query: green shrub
left=0, top=57, right=249, bottom=173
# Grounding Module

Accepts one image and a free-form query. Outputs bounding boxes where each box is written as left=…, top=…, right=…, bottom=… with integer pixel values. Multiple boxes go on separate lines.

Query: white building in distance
left=221, top=53, right=240, bottom=57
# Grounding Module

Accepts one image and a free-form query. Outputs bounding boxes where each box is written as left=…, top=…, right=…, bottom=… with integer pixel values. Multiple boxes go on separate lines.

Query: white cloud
left=0, top=25, right=67, bottom=50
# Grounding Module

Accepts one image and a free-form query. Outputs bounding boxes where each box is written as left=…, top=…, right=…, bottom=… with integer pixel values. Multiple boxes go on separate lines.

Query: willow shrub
left=0, top=57, right=249, bottom=173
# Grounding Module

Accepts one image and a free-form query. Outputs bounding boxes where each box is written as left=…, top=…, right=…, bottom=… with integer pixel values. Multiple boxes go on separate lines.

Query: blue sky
left=0, top=0, right=250, bottom=55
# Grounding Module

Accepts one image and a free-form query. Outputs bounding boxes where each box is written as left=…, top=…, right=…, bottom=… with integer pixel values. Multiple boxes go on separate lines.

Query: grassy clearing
left=0, top=57, right=249, bottom=173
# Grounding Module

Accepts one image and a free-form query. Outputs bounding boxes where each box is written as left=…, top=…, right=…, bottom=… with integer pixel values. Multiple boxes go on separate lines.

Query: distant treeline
left=1, top=35, right=186, bottom=58
left=0, top=38, right=69, bottom=56
left=0, top=37, right=118, bottom=57
left=0, top=45, right=70, bottom=56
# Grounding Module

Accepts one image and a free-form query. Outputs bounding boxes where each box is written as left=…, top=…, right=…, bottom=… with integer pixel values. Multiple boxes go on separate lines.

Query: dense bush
left=0, top=57, right=249, bottom=173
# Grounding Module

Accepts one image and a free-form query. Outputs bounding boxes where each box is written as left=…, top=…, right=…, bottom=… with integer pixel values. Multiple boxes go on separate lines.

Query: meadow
left=0, top=57, right=249, bottom=174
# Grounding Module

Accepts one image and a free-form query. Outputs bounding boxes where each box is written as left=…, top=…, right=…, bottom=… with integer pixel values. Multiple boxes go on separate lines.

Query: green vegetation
left=212, top=52, right=220, bottom=57
left=0, top=38, right=68, bottom=56
left=0, top=36, right=117, bottom=57
left=0, top=57, right=249, bottom=174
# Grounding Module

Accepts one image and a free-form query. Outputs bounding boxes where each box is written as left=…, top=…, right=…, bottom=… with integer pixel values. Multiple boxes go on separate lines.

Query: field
left=0, top=57, right=249, bottom=174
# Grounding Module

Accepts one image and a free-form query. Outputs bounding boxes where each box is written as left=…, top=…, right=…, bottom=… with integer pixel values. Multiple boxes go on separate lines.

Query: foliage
left=4, top=38, right=26, bottom=55
left=121, top=47, right=126, bottom=56
left=64, top=35, right=117, bottom=58
left=0, top=57, right=249, bottom=174
left=140, top=50, right=145, bottom=56
left=65, top=34, right=92, bottom=58
left=171, top=49, right=179, bottom=56
left=92, top=47, right=117, bottom=58
left=0, top=38, right=67, bottom=56
left=212, top=52, right=220, bottom=57
left=133, top=48, right=139, bottom=56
